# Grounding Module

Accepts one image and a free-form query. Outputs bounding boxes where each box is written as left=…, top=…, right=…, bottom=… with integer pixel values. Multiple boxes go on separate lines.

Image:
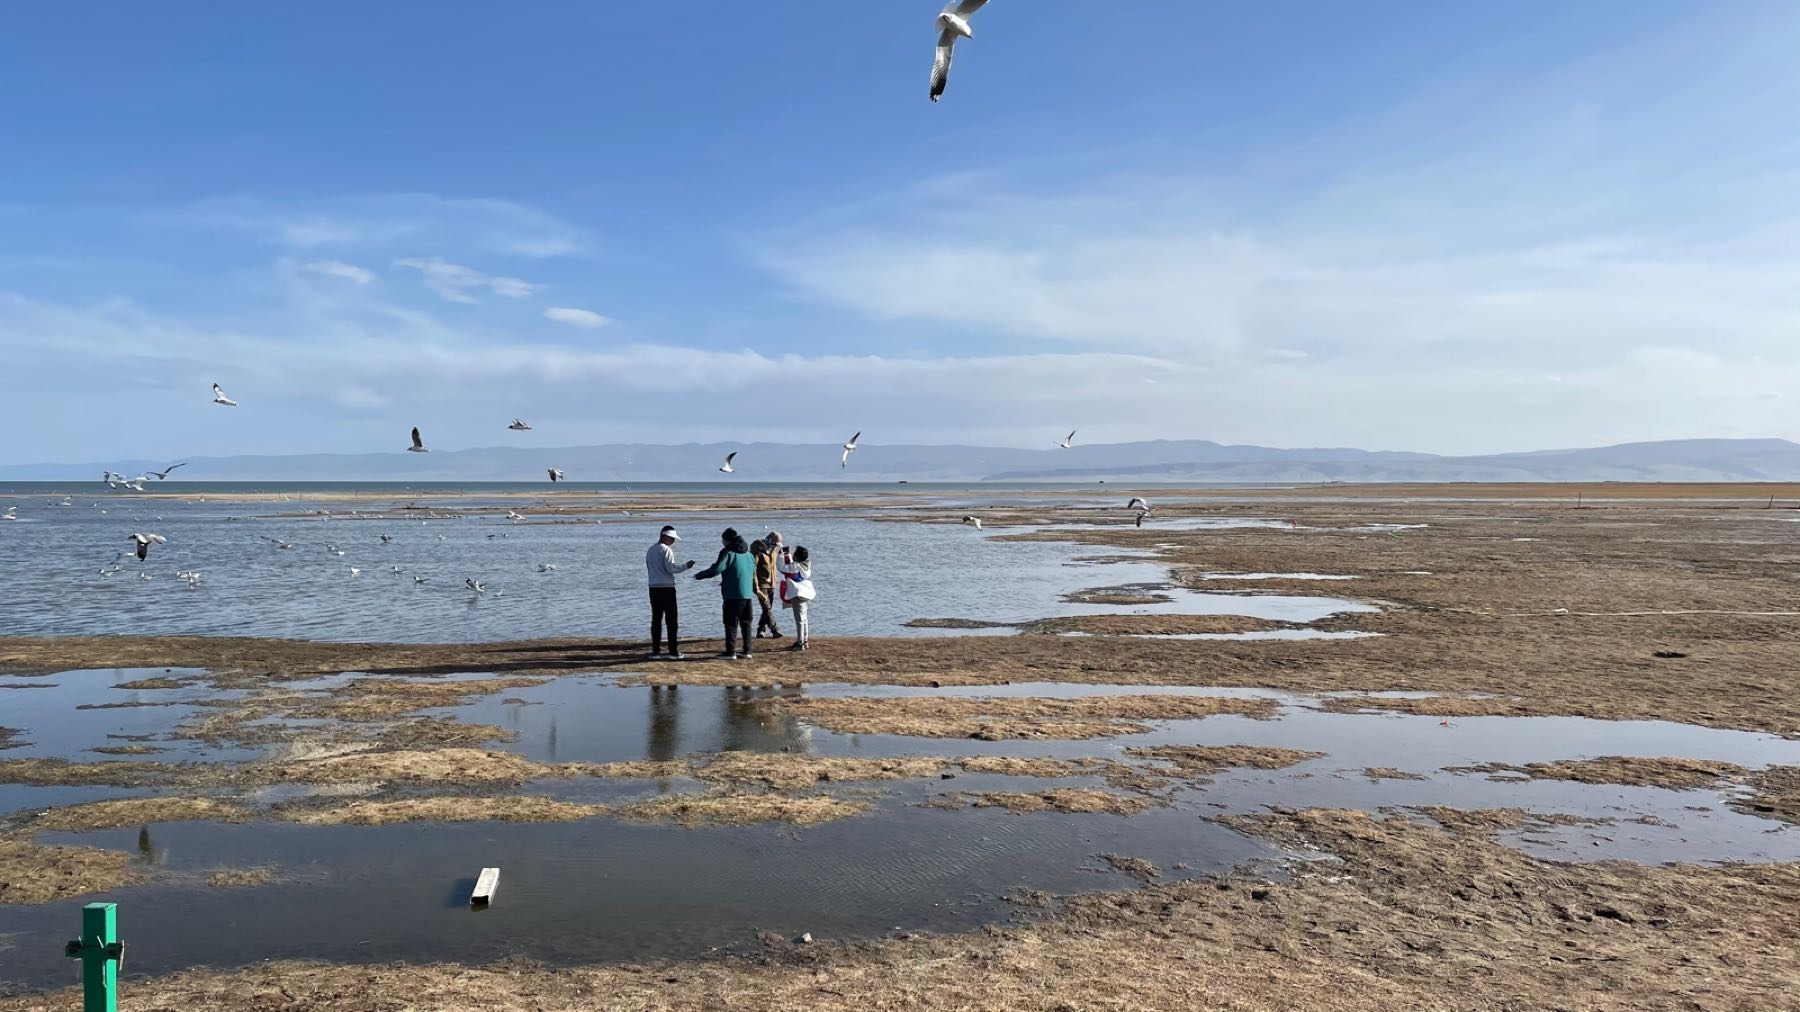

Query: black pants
left=722, top=598, right=753, bottom=655
left=649, top=587, right=679, bottom=654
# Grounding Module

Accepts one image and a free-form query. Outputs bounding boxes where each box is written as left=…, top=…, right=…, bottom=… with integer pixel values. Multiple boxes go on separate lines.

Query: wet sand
left=4, top=489, right=1800, bottom=1006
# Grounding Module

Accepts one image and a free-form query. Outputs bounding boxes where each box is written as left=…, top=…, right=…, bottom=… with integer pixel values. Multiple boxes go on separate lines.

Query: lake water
left=0, top=489, right=1370, bottom=642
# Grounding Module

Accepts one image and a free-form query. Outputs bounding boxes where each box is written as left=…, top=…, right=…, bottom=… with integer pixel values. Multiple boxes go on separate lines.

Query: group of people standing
left=645, top=525, right=815, bottom=661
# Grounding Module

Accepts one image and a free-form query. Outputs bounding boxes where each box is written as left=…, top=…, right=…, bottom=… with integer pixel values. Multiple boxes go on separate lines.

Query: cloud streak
left=393, top=257, right=538, bottom=304
left=543, top=307, right=610, bottom=330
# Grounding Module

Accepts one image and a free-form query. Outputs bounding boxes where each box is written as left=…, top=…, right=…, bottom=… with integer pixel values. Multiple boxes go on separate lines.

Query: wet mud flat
left=5, top=489, right=1800, bottom=1007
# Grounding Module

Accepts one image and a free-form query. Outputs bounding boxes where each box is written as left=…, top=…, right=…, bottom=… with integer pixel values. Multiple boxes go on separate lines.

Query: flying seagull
left=507, top=510, right=526, bottom=523
left=1127, top=497, right=1152, bottom=513
left=130, top=532, right=167, bottom=561
left=508, top=419, right=532, bottom=431
left=719, top=451, right=737, bottom=474
left=466, top=578, right=487, bottom=594
left=264, top=536, right=296, bottom=550
left=349, top=567, right=361, bottom=578
left=962, top=515, right=983, bottom=530
left=841, top=432, right=861, bottom=468
left=211, top=383, right=238, bottom=407
left=1, top=506, right=16, bottom=521
left=547, top=468, right=564, bottom=482
left=148, top=463, right=188, bottom=480
left=414, top=575, right=429, bottom=584
left=1058, top=430, right=1077, bottom=449
left=537, top=563, right=557, bottom=573
left=930, top=0, right=991, bottom=103
left=408, top=427, right=429, bottom=453
left=379, top=534, right=394, bottom=544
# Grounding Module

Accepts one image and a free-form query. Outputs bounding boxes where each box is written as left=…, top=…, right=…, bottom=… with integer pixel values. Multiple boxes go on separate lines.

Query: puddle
left=1058, top=630, right=1382, bottom=641
left=0, top=798, right=1272, bottom=993
left=4, top=676, right=1799, bottom=994
left=0, top=668, right=257, bottom=764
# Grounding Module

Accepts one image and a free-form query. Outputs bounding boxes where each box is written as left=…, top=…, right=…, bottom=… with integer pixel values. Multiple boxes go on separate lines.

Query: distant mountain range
left=7, top=438, right=1800, bottom=484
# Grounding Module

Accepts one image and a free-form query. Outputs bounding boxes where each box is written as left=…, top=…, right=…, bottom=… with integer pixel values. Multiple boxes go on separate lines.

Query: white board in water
left=471, top=867, right=500, bottom=907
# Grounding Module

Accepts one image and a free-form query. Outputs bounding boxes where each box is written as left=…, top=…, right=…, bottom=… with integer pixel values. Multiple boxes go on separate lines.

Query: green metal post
left=64, top=902, right=121, bottom=1012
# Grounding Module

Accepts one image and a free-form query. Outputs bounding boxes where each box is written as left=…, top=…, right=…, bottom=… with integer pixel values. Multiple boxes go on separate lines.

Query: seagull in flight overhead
left=547, top=468, right=564, bottom=482
left=719, top=452, right=737, bottom=474
left=841, top=432, right=861, bottom=468
left=130, top=533, right=167, bottom=561
left=1058, top=430, right=1077, bottom=449
left=211, top=383, right=238, bottom=407
left=508, top=419, right=532, bottom=431
left=1127, top=497, right=1152, bottom=513
left=408, top=427, right=429, bottom=453
left=962, top=515, right=983, bottom=530
left=147, top=463, right=188, bottom=480
left=930, top=0, right=992, bottom=103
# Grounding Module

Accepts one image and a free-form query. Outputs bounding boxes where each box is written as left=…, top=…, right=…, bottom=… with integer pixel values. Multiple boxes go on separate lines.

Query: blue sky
left=3, top=1, right=1797, bottom=464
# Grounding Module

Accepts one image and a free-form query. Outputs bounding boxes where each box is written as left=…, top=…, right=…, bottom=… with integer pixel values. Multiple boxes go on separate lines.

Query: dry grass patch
left=1456, top=756, right=1745, bottom=790
left=285, top=797, right=608, bottom=826
left=616, top=793, right=868, bottom=827
left=1734, top=765, right=1800, bottom=824
left=1125, top=745, right=1324, bottom=780
left=967, top=789, right=1156, bottom=816
left=782, top=694, right=1276, bottom=740
left=0, top=837, right=140, bottom=905
left=31, top=797, right=248, bottom=832
left=259, top=748, right=587, bottom=786
left=1363, top=767, right=1426, bottom=781
left=206, top=866, right=276, bottom=888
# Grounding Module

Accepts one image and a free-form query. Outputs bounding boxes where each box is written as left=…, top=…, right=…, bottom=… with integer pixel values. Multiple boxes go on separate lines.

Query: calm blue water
left=0, top=489, right=1368, bottom=642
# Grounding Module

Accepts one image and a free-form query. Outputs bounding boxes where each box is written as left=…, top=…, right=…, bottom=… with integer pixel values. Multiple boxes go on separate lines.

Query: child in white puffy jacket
left=778, top=546, right=814, bottom=651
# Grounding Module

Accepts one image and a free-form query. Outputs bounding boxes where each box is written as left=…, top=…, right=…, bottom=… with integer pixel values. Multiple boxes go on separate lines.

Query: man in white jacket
left=646, top=525, right=695, bottom=660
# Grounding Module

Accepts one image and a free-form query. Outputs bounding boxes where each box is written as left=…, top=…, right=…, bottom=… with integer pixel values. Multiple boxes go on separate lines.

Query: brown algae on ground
left=965, top=789, right=1157, bottom=816
left=615, top=793, right=869, bottom=827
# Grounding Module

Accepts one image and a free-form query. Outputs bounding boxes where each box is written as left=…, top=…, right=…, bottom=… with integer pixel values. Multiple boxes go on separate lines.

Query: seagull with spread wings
left=1058, top=430, right=1077, bottom=449
left=130, top=533, right=167, bottom=561
left=508, top=419, right=532, bottom=431
left=211, top=383, right=238, bottom=407
left=719, top=452, right=737, bottom=474
left=407, top=427, right=429, bottom=453
left=147, top=463, right=188, bottom=480
left=841, top=432, right=861, bottom=468
left=930, top=0, right=992, bottom=103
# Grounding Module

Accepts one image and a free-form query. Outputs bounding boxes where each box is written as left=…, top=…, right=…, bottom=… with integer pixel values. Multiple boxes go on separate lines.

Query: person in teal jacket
left=694, top=527, right=757, bottom=659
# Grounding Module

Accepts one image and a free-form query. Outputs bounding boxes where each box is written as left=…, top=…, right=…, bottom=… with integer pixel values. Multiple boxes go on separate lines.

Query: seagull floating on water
left=130, top=533, right=167, bottom=561
left=547, top=468, right=564, bottom=482
left=211, top=383, right=237, bottom=407
left=1059, top=430, right=1077, bottom=449
left=719, top=452, right=737, bottom=474
left=148, top=463, right=188, bottom=480
left=930, top=0, right=992, bottom=103
left=508, top=419, right=532, bottom=431
left=537, top=563, right=556, bottom=573
left=841, top=432, right=861, bottom=468
left=408, top=427, right=429, bottom=453
left=962, top=515, right=983, bottom=530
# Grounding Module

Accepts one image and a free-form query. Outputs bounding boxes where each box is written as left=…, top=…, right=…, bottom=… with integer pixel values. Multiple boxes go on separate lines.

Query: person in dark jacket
left=694, top=528, right=757, bottom=659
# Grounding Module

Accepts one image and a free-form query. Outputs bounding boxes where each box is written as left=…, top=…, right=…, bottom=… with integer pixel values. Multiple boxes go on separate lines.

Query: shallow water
left=0, top=500, right=1368, bottom=642
left=2, top=674, right=1799, bottom=993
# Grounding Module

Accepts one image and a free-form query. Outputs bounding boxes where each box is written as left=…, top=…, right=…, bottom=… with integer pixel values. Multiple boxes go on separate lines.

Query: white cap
left=661, top=526, right=680, bottom=541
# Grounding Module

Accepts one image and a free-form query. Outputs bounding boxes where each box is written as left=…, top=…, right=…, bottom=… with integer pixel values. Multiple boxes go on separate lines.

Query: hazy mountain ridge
left=5, top=438, right=1799, bottom=483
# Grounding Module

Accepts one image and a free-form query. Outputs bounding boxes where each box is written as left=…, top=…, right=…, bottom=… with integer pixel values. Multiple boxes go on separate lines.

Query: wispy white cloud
left=393, top=257, right=538, bottom=304
left=542, top=307, right=610, bottom=330
left=301, top=260, right=375, bottom=285
left=165, top=194, right=585, bottom=259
